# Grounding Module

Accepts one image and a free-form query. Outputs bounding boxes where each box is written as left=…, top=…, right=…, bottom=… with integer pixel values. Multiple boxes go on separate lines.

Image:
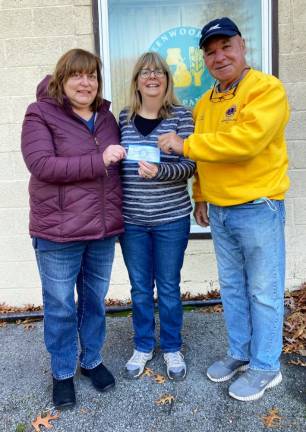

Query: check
left=126, top=145, right=160, bottom=163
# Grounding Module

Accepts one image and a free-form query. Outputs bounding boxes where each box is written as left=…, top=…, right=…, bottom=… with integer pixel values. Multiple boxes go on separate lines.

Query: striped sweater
left=119, top=105, right=195, bottom=225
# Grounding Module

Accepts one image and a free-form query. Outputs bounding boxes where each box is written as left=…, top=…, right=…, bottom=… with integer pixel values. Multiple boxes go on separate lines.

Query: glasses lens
left=139, top=69, right=165, bottom=78
left=154, top=69, right=165, bottom=77
left=139, top=69, right=149, bottom=78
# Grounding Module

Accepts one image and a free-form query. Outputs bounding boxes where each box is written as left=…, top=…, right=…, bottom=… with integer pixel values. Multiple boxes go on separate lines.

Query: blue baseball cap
left=199, top=17, right=241, bottom=49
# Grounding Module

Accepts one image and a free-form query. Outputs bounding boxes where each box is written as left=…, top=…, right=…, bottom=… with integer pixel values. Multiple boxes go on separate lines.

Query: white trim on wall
left=261, top=0, right=272, bottom=74
left=98, top=0, right=112, bottom=101
left=97, top=0, right=273, bottom=235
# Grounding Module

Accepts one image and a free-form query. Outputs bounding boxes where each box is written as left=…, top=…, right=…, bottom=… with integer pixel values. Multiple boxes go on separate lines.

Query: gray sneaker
left=207, top=355, right=249, bottom=382
left=124, top=349, right=153, bottom=379
left=163, top=351, right=186, bottom=380
left=229, top=369, right=282, bottom=401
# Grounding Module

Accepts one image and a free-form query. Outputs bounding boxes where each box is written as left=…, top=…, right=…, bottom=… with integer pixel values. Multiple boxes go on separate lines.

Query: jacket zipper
left=58, top=186, right=64, bottom=210
left=94, top=136, right=108, bottom=176
left=93, top=134, right=107, bottom=236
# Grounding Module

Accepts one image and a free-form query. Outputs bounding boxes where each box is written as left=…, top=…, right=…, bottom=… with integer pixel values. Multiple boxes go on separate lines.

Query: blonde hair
left=48, top=48, right=103, bottom=111
left=127, top=51, right=180, bottom=120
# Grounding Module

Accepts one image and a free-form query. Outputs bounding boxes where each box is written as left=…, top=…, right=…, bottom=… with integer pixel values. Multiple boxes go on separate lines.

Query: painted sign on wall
left=150, top=27, right=214, bottom=107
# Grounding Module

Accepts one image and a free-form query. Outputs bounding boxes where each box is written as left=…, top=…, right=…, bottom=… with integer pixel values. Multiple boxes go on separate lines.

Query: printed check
left=126, top=145, right=160, bottom=163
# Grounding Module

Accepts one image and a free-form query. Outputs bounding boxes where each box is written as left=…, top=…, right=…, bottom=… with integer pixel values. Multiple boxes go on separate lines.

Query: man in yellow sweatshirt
left=158, top=17, right=290, bottom=402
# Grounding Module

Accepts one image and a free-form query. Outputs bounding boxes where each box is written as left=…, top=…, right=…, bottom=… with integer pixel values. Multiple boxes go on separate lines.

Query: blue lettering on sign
left=149, top=26, right=214, bottom=107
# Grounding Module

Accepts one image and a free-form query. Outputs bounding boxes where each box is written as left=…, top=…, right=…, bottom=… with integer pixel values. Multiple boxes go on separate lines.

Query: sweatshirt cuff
left=183, top=138, right=190, bottom=158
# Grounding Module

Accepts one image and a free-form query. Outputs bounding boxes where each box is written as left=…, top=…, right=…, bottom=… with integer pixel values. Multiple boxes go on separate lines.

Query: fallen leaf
left=32, top=411, right=60, bottom=431
left=155, top=394, right=175, bottom=405
left=288, top=359, right=306, bottom=367
left=154, top=373, right=166, bottom=384
left=79, top=408, right=90, bottom=414
left=0, top=302, right=42, bottom=314
left=262, top=408, right=282, bottom=428
left=23, top=323, right=35, bottom=330
left=283, top=287, right=306, bottom=355
left=142, top=367, right=154, bottom=377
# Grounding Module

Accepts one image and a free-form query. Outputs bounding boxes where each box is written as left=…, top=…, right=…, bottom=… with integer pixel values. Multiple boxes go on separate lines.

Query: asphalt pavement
left=0, top=311, right=305, bottom=432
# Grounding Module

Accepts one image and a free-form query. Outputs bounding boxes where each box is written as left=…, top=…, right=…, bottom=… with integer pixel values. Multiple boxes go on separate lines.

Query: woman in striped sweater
left=119, top=52, right=195, bottom=381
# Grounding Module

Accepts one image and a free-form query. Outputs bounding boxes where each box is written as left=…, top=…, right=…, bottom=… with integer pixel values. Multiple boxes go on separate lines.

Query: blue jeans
left=120, top=217, right=190, bottom=353
left=33, top=237, right=116, bottom=380
left=209, top=200, right=286, bottom=371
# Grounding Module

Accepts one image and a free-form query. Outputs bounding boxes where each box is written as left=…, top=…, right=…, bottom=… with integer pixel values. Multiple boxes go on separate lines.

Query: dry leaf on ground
left=154, top=373, right=166, bottom=384
left=155, top=394, right=175, bottom=405
left=199, top=304, right=224, bottom=314
left=288, top=359, right=306, bottom=367
left=32, top=411, right=60, bottom=431
left=181, top=290, right=220, bottom=301
left=142, top=367, right=154, bottom=377
left=23, top=323, right=35, bottom=330
left=0, top=303, right=42, bottom=314
left=283, top=285, right=306, bottom=355
left=261, top=408, right=282, bottom=428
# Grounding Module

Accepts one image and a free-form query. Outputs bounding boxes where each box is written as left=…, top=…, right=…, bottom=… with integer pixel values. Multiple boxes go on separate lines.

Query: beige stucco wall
left=0, top=0, right=305, bottom=306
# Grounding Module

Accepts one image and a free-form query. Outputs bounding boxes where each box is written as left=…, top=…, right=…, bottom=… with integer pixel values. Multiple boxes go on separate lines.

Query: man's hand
left=103, top=145, right=126, bottom=167
left=138, top=161, right=158, bottom=179
left=194, top=202, right=209, bottom=227
left=158, top=132, right=184, bottom=155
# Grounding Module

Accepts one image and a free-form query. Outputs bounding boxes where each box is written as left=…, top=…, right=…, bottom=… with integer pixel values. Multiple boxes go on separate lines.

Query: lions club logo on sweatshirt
left=225, top=105, right=237, bottom=117
left=222, top=104, right=238, bottom=122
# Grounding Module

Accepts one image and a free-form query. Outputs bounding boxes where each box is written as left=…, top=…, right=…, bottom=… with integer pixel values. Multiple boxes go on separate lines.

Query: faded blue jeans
left=209, top=199, right=286, bottom=371
left=120, top=216, right=190, bottom=353
left=33, top=237, right=116, bottom=380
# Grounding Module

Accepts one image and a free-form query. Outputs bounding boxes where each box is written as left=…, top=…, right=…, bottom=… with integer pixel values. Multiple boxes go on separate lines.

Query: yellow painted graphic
left=166, top=47, right=204, bottom=88
left=189, top=47, right=204, bottom=87
left=166, top=48, right=192, bottom=87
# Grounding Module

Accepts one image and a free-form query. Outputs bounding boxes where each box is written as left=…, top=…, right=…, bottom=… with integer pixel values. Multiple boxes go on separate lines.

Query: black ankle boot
left=52, top=377, right=76, bottom=409
left=81, top=363, right=115, bottom=392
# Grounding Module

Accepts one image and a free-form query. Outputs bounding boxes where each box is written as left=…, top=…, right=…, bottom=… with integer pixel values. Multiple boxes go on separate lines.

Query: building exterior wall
left=278, top=0, right=306, bottom=289
left=0, top=0, right=305, bottom=306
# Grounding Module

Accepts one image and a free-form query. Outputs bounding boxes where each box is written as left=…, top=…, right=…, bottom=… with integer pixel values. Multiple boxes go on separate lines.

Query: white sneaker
left=124, top=349, right=153, bottom=379
left=163, top=351, right=186, bottom=380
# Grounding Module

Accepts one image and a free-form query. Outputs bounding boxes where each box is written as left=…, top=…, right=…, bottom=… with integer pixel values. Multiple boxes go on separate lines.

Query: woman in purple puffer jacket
left=21, top=48, right=126, bottom=409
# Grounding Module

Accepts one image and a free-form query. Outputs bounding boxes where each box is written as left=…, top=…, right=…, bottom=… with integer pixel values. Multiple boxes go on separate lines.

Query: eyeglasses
left=209, top=81, right=239, bottom=103
left=139, top=69, right=166, bottom=79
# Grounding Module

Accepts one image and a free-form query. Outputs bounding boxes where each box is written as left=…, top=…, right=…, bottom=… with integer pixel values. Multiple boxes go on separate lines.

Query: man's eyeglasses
left=139, top=69, right=166, bottom=79
left=209, top=81, right=239, bottom=103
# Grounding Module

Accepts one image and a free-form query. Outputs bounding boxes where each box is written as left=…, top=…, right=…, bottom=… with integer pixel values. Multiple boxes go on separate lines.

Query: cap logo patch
left=208, top=24, right=221, bottom=32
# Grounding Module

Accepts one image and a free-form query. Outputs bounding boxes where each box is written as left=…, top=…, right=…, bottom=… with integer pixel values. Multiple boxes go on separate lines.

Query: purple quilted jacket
left=21, top=76, right=123, bottom=242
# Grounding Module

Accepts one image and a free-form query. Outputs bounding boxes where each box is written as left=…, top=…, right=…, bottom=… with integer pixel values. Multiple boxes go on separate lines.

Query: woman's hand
left=103, top=145, right=126, bottom=167
left=138, top=161, right=158, bottom=179
left=194, top=202, right=209, bottom=227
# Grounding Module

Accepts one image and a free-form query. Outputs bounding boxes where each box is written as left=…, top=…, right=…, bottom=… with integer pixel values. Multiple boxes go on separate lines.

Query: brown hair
left=48, top=48, right=103, bottom=111
left=127, top=51, right=180, bottom=120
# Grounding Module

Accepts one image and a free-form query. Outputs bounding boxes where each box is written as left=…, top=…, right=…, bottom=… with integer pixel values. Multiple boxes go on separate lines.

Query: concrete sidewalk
left=0, top=312, right=305, bottom=432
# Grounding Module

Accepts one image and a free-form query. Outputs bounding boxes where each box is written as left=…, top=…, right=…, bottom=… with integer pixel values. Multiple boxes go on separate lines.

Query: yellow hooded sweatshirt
left=183, top=69, right=290, bottom=206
